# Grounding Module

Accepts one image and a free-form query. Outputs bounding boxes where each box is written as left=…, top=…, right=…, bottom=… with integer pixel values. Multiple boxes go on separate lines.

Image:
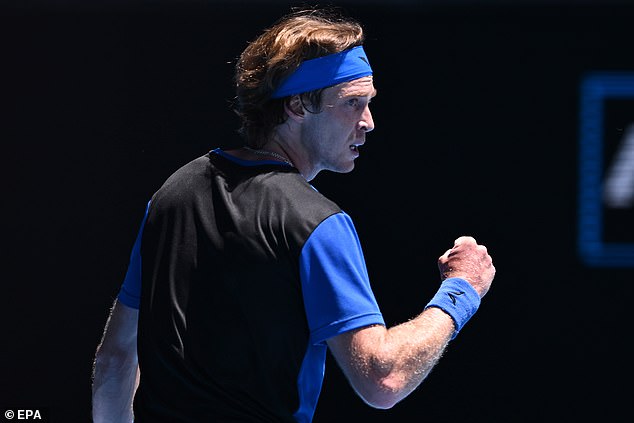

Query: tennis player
left=92, top=7, right=495, bottom=423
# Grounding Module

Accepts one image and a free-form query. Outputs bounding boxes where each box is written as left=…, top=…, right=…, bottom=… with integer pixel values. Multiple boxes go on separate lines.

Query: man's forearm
left=377, top=307, right=454, bottom=398
left=334, top=306, right=454, bottom=409
left=92, top=355, right=138, bottom=423
left=92, top=300, right=140, bottom=422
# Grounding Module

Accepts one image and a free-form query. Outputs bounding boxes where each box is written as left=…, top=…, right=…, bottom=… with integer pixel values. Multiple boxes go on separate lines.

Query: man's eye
left=347, top=98, right=360, bottom=108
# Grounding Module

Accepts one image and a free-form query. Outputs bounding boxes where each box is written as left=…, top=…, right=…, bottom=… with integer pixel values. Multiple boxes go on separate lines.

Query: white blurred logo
left=603, top=123, right=634, bottom=208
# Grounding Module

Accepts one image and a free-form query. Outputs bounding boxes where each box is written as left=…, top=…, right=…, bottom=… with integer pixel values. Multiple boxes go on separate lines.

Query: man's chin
left=334, top=162, right=355, bottom=174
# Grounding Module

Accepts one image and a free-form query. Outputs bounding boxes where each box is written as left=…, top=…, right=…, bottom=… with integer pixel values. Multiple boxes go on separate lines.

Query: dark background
left=3, top=0, right=634, bottom=421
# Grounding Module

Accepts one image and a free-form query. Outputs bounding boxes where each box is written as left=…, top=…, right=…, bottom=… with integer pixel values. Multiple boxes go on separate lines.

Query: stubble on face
left=300, top=77, right=376, bottom=175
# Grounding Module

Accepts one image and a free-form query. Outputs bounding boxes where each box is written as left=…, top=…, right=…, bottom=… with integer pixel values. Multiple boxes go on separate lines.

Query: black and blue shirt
left=118, top=149, right=384, bottom=422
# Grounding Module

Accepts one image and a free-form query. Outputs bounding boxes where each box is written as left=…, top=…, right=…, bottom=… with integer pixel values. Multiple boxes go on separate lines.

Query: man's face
left=300, top=76, right=376, bottom=174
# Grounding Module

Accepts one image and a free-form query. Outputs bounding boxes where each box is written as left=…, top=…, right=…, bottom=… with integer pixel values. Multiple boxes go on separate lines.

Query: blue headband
left=270, top=46, right=373, bottom=99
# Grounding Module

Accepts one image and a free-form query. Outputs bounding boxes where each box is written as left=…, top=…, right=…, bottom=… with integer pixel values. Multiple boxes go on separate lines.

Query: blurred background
left=2, top=0, right=633, bottom=421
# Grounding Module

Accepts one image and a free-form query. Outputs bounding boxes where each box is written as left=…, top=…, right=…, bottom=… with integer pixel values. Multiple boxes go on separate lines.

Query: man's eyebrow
left=348, top=88, right=378, bottom=98
left=338, top=86, right=377, bottom=100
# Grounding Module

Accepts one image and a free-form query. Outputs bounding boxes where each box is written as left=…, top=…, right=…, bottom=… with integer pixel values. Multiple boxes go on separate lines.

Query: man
left=92, top=8, right=496, bottom=423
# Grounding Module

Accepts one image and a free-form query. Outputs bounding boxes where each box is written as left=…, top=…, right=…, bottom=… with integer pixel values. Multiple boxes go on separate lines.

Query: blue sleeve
left=117, top=201, right=150, bottom=309
left=300, top=212, right=385, bottom=345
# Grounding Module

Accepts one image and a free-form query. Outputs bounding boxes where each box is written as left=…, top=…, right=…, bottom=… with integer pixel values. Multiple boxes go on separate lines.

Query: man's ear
left=284, top=95, right=305, bottom=122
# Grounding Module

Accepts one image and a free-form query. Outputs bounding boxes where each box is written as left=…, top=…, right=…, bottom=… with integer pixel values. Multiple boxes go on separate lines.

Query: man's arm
left=327, top=236, right=495, bottom=409
left=92, top=299, right=139, bottom=423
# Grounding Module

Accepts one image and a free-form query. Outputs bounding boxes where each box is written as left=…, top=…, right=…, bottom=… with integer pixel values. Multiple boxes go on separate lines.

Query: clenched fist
left=438, top=236, right=495, bottom=297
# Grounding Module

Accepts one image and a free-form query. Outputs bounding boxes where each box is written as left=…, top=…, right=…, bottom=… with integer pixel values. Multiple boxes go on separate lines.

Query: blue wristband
left=425, top=277, right=481, bottom=339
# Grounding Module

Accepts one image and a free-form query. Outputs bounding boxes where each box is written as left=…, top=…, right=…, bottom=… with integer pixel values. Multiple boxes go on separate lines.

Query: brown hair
left=233, top=7, right=366, bottom=147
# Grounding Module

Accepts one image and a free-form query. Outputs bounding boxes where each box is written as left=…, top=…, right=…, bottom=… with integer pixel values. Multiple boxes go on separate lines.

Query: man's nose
left=359, top=107, right=374, bottom=133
